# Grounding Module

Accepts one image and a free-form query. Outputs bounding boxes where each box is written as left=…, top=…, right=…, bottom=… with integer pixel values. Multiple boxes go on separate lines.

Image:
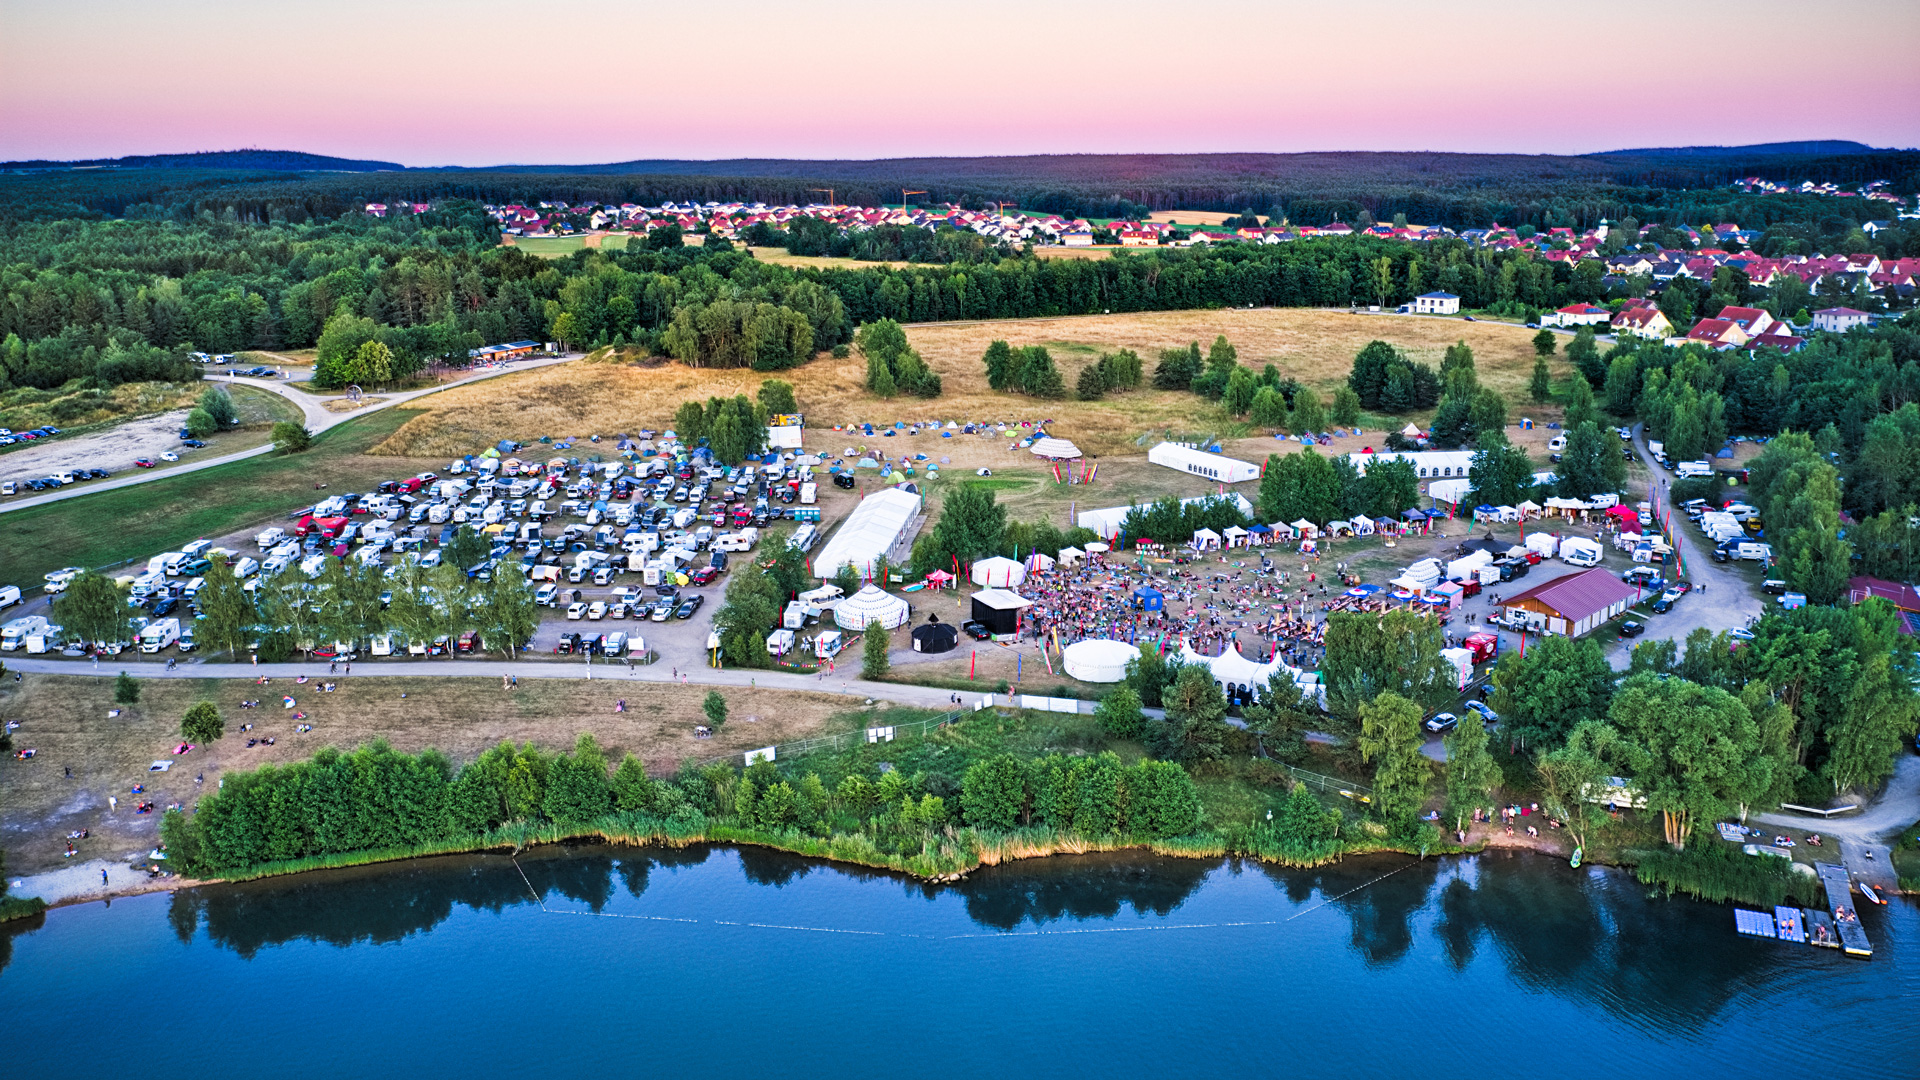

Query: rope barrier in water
left=511, top=854, right=1424, bottom=940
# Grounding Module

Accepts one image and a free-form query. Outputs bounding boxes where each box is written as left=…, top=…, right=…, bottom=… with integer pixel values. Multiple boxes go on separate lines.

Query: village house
left=1685, top=318, right=1750, bottom=349
left=1715, top=305, right=1776, bottom=338
left=1543, top=303, right=1611, bottom=328
left=1812, top=307, right=1873, bottom=333
left=1612, top=301, right=1673, bottom=340
left=1411, top=292, right=1460, bottom=315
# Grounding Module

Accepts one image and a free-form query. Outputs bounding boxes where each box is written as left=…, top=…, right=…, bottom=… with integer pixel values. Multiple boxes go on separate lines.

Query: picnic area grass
left=0, top=408, right=439, bottom=592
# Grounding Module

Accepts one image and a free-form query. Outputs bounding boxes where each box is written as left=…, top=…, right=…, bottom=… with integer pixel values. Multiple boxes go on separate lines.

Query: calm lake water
left=4, top=846, right=1915, bottom=1079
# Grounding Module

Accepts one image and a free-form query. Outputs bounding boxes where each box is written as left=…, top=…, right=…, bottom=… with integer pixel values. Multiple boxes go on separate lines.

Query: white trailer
left=138, top=618, right=181, bottom=653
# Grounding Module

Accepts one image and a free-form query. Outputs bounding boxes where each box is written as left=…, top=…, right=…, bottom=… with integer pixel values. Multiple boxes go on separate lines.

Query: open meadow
left=372, top=308, right=1557, bottom=463
left=0, top=673, right=864, bottom=875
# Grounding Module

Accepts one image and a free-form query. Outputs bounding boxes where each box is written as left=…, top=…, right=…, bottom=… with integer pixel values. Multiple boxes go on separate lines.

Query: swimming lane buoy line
left=509, top=855, right=1420, bottom=941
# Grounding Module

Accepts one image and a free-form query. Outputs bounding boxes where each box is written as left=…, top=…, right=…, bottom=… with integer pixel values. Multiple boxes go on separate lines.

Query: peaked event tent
left=1063, top=639, right=1140, bottom=683
left=1028, top=437, right=1083, bottom=459
left=832, top=584, right=911, bottom=630
left=970, top=556, right=1027, bottom=588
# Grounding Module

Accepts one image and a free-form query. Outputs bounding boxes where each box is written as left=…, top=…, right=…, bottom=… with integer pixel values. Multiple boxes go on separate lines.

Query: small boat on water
left=1569, top=848, right=1583, bottom=869
left=1858, top=882, right=1885, bottom=905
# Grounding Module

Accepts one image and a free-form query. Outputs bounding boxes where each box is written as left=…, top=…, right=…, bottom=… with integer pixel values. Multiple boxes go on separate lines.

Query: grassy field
left=371, top=308, right=1554, bottom=463
left=0, top=673, right=860, bottom=875
left=0, top=408, right=440, bottom=591
left=505, top=234, right=631, bottom=257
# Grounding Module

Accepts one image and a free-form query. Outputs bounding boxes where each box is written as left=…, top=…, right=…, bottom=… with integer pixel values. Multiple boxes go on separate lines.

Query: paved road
left=1615, top=421, right=1766, bottom=662
left=0, top=654, right=1029, bottom=716
left=0, top=354, right=579, bottom=516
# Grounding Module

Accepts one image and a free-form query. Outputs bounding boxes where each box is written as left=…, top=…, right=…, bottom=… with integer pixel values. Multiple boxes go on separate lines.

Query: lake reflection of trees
left=175, top=846, right=713, bottom=958
left=1261, top=850, right=1776, bottom=1032
left=950, top=851, right=1216, bottom=931
left=1429, top=852, right=1767, bottom=1032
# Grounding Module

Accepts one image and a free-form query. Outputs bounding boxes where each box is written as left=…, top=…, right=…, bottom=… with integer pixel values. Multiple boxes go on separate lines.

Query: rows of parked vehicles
left=10, top=447, right=830, bottom=658
left=2, top=464, right=107, bottom=495
left=0, top=425, right=61, bottom=449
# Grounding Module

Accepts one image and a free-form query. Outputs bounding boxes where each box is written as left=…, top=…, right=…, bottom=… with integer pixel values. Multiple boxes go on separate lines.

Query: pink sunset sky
left=3, top=0, right=1917, bottom=164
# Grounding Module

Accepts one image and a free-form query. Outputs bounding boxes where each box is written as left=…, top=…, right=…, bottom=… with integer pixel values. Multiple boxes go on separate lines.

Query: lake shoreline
left=11, top=815, right=1588, bottom=915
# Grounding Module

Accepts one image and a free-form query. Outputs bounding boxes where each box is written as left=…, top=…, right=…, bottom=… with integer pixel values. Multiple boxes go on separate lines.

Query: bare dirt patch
left=0, top=673, right=857, bottom=875
left=0, top=410, right=192, bottom=483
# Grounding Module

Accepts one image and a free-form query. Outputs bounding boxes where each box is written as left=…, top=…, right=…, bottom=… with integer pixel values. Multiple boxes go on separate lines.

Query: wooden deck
left=1816, top=862, right=1873, bottom=958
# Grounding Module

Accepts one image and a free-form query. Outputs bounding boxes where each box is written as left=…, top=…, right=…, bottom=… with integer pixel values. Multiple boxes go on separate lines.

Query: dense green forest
left=7, top=147, right=1917, bottom=226
left=7, top=186, right=1916, bottom=394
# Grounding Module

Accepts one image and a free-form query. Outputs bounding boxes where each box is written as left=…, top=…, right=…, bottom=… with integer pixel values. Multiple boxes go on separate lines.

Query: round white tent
left=970, top=556, right=1027, bottom=588
left=1029, top=436, right=1083, bottom=460
left=1063, top=638, right=1139, bottom=683
left=833, top=584, right=911, bottom=630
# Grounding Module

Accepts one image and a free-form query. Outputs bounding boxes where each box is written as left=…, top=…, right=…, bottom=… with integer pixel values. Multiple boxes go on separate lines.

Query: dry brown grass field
left=747, top=246, right=911, bottom=270
left=373, top=309, right=1555, bottom=461
left=0, top=674, right=857, bottom=874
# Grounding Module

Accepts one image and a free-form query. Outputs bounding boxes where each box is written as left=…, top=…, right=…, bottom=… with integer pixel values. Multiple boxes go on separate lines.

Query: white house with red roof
left=1812, top=308, right=1872, bottom=333
left=1543, top=303, right=1611, bottom=328
left=1715, top=306, right=1776, bottom=338
left=1612, top=301, right=1672, bottom=340
left=1686, top=318, right=1749, bottom=349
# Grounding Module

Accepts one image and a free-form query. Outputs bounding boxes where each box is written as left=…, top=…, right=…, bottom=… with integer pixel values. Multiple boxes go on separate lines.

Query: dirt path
left=0, top=411, right=194, bottom=484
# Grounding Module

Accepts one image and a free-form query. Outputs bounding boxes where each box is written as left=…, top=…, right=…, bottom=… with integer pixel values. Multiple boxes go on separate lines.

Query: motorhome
left=138, top=619, right=180, bottom=653
left=0, top=585, right=19, bottom=610
left=813, top=630, right=844, bottom=659
left=1, top=615, right=50, bottom=650
left=789, top=524, right=818, bottom=552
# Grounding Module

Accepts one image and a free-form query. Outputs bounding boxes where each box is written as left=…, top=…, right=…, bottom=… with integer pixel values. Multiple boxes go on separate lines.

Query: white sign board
left=745, top=746, right=777, bottom=766
left=865, top=726, right=896, bottom=744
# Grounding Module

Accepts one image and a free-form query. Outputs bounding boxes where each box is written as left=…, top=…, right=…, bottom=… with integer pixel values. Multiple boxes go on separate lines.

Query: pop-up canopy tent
left=970, top=556, right=1027, bottom=588
left=1063, top=638, right=1139, bottom=683
left=832, top=584, right=911, bottom=630
left=1133, top=585, right=1164, bottom=611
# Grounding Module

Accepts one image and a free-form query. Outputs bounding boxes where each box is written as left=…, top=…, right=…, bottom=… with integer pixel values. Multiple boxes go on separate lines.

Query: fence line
left=1281, top=765, right=1369, bottom=797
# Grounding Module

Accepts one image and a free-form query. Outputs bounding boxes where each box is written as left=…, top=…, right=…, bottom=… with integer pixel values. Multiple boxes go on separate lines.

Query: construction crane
left=993, top=201, right=1018, bottom=215
left=900, top=189, right=926, bottom=211
left=807, top=188, right=835, bottom=206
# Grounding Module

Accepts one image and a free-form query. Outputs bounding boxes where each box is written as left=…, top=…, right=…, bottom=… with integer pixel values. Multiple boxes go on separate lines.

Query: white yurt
left=970, top=556, right=1027, bottom=588
left=1063, top=638, right=1140, bottom=683
left=832, top=584, right=911, bottom=630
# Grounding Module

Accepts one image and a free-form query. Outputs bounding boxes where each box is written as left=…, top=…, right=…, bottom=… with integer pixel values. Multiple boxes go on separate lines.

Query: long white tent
left=812, top=487, right=921, bottom=579
left=1076, top=492, right=1254, bottom=540
left=1147, top=442, right=1261, bottom=483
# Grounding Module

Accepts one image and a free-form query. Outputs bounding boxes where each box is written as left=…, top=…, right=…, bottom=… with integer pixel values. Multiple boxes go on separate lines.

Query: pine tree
left=1530, top=357, right=1552, bottom=402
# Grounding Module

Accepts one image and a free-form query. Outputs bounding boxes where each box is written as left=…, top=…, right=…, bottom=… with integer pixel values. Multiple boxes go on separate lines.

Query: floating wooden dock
left=1816, top=862, right=1872, bottom=958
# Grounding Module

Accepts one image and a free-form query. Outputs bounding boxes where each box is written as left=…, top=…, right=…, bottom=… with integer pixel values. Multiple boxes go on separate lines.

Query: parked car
left=962, top=621, right=993, bottom=640
left=566, top=602, right=587, bottom=620
left=675, top=595, right=704, bottom=620
left=1650, top=598, right=1673, bottom=614
left=650, top=599, right=674, bottom=622
left=1617, top=620, right=1645, bottom=639
left=587, top=601, right=607, bottom=620
left=134, top=458, right=157, bottom=468
left=1464, top=701, right=1499, bottom=726
left=1424, top=712, right=1459, bottom=733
